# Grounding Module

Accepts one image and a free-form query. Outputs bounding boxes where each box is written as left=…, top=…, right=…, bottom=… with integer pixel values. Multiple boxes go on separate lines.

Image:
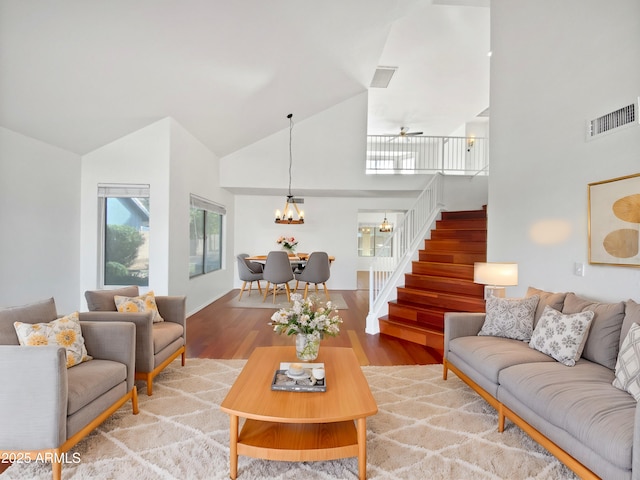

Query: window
left=358, top=225, right=393, bottom=257
left=98, top=184, right=150, bottom=287
left=190, top=194, right=225, bottom=277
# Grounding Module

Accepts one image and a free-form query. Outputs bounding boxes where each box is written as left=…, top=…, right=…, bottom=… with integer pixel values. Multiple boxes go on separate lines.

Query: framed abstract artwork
left=588, top=173, right=640, bottom=267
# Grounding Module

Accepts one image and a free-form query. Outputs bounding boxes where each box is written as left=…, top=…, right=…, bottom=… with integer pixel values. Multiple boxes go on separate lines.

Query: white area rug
left=2, top=360, right=577, bottom=480
left=225, top=292, right=348, bottom=310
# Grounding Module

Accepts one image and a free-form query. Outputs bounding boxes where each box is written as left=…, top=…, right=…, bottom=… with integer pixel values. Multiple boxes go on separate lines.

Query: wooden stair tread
left=379, top=316, right=444, bottom=349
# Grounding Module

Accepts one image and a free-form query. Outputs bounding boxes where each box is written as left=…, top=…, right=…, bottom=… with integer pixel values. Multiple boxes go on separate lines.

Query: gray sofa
left=444, top=287, right=640, bottom=480
left=0, top=297, right=139, bottom=480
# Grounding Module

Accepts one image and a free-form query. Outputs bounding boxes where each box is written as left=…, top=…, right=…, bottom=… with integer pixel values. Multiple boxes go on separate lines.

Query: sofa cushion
left=529, top=306, right=594, bottom=366
left=66, top=359, right=127, bottom=416
left=562, top=293, right=626, bottom=370
left=613, top=322, right=640, bottom=400
left=478, top=295, right=539, bottom=341
left=498, top=361, right=636, bottom=471
left=621, top=299, right=640, bottom=350
left=114, top=290, right=164, bottom=323
left=0, top=297, right=58, bottom=346
left=84, top=286, right=139, bottom=312
left=152, top=321, right=184, bottom=354
left=13, top=312, right=92, bottom=368
left=449, top=335, right=554, bottom=385
left=525, top=286, right=567, bottom=328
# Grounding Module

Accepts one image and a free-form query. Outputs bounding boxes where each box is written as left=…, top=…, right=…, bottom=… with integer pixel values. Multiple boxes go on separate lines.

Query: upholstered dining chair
left=84, top=286, right=186, bottom=396
left=294, top=251, right=331, bottom=300
left=237, top=253, right=263, bottom=300
left=262, top=250, right=295, bottom=303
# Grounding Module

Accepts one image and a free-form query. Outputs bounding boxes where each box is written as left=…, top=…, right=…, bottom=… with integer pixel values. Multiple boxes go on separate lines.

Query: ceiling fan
left=386, top=126, right=424, bottom=141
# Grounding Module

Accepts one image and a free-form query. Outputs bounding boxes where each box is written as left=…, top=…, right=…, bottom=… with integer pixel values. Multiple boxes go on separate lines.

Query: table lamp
left=473, top=262, right=518, bottom=299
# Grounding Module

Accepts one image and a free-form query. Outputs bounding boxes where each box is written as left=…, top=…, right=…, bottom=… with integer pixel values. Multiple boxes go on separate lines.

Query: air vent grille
left=588, top=99, right=638, bottom=139
left=370, top=66, right=398, bottom=88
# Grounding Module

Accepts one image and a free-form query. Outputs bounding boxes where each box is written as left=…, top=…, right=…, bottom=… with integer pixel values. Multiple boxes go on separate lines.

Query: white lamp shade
left=473, top=262, right=518, bottom=286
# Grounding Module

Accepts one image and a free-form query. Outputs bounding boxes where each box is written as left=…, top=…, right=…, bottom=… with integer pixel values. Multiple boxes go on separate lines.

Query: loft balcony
left=366, top=135, right=488, bottom=176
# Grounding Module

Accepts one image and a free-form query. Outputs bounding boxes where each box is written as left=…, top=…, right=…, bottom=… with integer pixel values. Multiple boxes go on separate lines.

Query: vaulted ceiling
left=0, top=0, right=489, bottom=157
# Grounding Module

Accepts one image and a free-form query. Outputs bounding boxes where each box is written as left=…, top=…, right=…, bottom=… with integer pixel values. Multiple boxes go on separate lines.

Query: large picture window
left=98, top=184, right=150, bottom=287
left=190, top=194, right=225, bottom=277
left=358, top=225, right=393, bottom=257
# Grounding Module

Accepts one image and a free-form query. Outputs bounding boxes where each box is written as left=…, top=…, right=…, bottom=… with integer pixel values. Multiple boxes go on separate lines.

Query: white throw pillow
left=529, top=305, right=594, bottom=366
left=613, top=322, right=640, bottom=401
left=478, top=295, right=539, bottom=341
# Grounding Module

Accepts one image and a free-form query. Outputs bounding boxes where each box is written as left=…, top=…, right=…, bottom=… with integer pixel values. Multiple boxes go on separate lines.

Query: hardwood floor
left=187, top=289, right=443, bottom=366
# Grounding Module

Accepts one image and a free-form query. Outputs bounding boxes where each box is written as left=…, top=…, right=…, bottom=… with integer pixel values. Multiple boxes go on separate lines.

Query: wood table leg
left=357, top=417, right=367, bottom=480
left=230, top=415, right=239, bottom=479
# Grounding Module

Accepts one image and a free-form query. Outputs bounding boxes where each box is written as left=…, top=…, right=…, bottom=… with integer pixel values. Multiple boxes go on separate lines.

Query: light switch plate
left=574, top=262, right=585, bottom=277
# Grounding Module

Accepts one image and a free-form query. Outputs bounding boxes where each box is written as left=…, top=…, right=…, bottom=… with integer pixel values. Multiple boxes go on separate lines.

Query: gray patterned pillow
left=529, top=305, right=594, bottom=366
left=613, top=322, right=640, bottom=401
left=478, top=295, right=539, bottom=341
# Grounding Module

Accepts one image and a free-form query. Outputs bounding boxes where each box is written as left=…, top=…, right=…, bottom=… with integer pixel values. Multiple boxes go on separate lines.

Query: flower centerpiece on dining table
left=276, top=235, right=298, bottom=255
left=269, top=293, right=343, bottom=361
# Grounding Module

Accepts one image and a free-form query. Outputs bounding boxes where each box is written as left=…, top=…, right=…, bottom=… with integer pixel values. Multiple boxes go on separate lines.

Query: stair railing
left=365, top=173, right=444, bottom=334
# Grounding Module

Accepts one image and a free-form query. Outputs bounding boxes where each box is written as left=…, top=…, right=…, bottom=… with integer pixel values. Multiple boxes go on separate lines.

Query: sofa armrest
left=0, top=345, right=67, bottom=450
left=156, top=296, right=186, bottom=328
left=79, top=311, right=154, bottom=372
left=633, top=404, right=640, bottom=479
left=80, top=321, right=136, bottom=391
left=443, top=312, right=486, bottom=358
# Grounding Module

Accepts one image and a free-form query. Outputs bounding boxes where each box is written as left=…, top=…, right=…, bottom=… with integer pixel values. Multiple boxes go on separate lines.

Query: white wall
left=220, top=92, right=429, bottom=194
left=0, top=127, right=81, bottom=313
left=490, top=0, right=640, bottom=302
left=168, top=119, right=235, bottom=314
left=80, top=119, right=172, bottom=305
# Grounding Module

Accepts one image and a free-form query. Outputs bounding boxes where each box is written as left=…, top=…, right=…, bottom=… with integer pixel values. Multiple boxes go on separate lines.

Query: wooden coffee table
left=220, top=346, right=378, bottom=479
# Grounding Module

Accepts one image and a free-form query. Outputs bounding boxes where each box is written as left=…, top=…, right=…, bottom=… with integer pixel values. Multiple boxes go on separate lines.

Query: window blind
left=98, top=184, right=150, bottom=198
left=190, top=194, right=226, bottom=215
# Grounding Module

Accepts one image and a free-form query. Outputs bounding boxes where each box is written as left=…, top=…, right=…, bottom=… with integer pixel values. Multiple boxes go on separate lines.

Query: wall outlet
left=574, top=262, right=585, bottom=277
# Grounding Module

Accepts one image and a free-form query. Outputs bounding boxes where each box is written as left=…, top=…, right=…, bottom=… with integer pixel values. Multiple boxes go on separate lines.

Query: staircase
left=378, top=208, right=487, bottom=352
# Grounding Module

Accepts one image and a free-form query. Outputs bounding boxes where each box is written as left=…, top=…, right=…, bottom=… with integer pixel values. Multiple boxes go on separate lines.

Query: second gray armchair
left=84, top=286, right=186, bottom=396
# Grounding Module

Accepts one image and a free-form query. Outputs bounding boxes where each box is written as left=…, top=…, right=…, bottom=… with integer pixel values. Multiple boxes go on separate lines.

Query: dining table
left=245, top=252, right=335, bottom=269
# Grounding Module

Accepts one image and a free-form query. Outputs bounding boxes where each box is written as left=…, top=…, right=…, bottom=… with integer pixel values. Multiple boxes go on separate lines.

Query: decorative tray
left=271, top=362, right=326, bottom=392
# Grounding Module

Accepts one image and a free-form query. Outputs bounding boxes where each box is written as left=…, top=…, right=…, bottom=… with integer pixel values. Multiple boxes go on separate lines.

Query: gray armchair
left=84, top=286, right=186, bottom=396
left=0, top=297, right=138, bottom=480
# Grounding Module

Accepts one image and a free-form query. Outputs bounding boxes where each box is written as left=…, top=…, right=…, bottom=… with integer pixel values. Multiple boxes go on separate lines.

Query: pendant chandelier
left=379, top=213, right=392, bottom=232
left=275, top=113, right=304, bottom=224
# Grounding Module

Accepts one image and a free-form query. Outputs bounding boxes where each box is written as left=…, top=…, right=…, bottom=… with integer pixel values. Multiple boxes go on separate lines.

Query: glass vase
left=295, top=334, right=320, bottom=361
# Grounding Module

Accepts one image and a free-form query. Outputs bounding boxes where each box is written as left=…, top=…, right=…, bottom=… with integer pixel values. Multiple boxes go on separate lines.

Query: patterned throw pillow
left=114, top=290, right=164, bottom=323
left=613, top=322, right=640, bottom=401
left=13, top=312, right=92, bottom=368
left=478, top=295, right=540, bottom=341
left=529, top=305, right=594, bottom=366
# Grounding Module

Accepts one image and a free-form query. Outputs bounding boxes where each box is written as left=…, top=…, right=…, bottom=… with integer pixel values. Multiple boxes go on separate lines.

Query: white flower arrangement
left=269, top=293, right=343, bottom=340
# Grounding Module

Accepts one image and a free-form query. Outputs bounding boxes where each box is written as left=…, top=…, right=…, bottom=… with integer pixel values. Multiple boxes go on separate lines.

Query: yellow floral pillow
left=114, top=290, right=164, bottom=323
left=13, top=312, right=92, bottom=368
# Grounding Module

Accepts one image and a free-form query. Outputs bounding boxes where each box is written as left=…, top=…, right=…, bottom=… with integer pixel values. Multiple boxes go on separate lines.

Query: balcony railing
left=366, top=135, right=488, bottom=175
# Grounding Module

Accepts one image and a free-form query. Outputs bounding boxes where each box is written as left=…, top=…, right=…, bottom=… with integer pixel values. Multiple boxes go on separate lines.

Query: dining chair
left=294, top=251, right=331, bottom=300
left=262, top=251, right=295, bottom=303
left=237, top=253, right=263, bottom=300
